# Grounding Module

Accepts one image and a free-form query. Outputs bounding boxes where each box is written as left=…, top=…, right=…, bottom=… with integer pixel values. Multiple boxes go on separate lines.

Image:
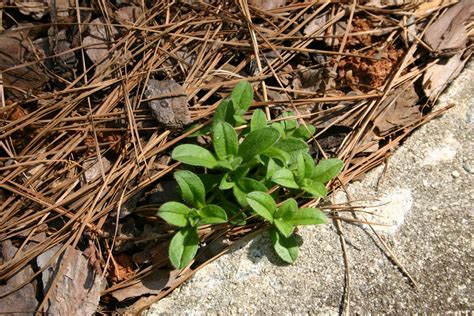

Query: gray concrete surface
left=146, top=63, right=473, bottom=314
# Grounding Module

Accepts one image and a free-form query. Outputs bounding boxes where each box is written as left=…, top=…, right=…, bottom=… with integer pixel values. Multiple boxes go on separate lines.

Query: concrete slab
left=146, top=62, right=473, bottom=314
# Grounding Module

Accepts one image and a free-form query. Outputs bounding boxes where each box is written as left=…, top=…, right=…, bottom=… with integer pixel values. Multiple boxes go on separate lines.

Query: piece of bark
left=423, top=0, right=474, bottom=56
left=15, top=223, right=48, bottom=243
left=82, top=157, right=111, bottom=184
left=114, top=6, right=144, bottom=24
left=48, top=29, right=77, bottom=76
left=127, top=295, right=163, bottom=315
left=144, top=79, right=191, bottom=128
left=54, top=0, right=73, bottom=21
left=304, top=13, right=347, bottom=47
left=42, top=246, right=103, bottom=316
left=0, top=240, right=39, bottom=314
left=373, top=82, right=421, bottom=136
left=0, top=30, right=49, bottom=93
left=365, top=0, right=408, bottom=7
left=304, top=13, right=327, bottom=36
left=83, top=17, right=119, bottom=74
left=414, top=0, right=458, bottom=17
left=249, top=0, right=286, bottom=10
left=37, top=244, right=63, bottom=289
left=14, top=0, right=48, bottom=19
left=422, top=53, right=470, bottom=100
left=296, top=67, right=335, bottom=93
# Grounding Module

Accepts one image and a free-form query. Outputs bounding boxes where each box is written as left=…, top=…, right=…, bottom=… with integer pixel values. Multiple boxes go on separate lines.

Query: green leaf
left=231, top=81, right=253, bottom=112
left=280, top=112, right=297, bottom=133
left=274, top=219, right=294, bottom=238
left=271, top=122, right=286, bottom=138
left=269, top=227, right=298, bottom=264
left=275, top=198, right=298, bottom=220
left=246, top=191, right=276, bottom=222
left=233, top=165, right=250, bottom=180
left=213, top=99, right=235, bottom=127
left=158, top=202, right=190, bottom=227
left=169, top=227, right=199, bottom=269
left=292, top=125, right=316, bottom=140
left=271, top=168, right=299, bottom=189
left=216, top=160, right=234, bottom=171
left=186, top=209, right=201, bottom=227
left=301, top=178, right=313, bottom=187
left=289, top=207, right=327, bottom=226
left=273, top=137, right=308, bottom=164
left=233, top=114, right=247, bottom=126
left=238, top=127, right=280, bottom=162
left=238, top=177, right=267, bottom=192
left=199, top=204, right=228, bottom=225
left=274, top=137, right=309, bottom=152
left=265, top=158, right=278, bottom=180
left=250, top=109, right=267, bottom=131
left=231, top=157, right=244, bottom=170
left=282, top=119, right=297, bottom=132
left=296, top=152, right=306, bottom=183
left=312, top=158, right=343, bottom=183
left=213, top=122, right=238, bottom=160
left=172, top=144, right=218, bottom=169
left=261, top=147, right=290, bottom=165
left=174, top=170, right=206, bottom=208
left=233, top=177, right=267, bottom=207
left=302, top=181, right=327, bottom=198
left=302, top=153, right=316, bottom=179
left=219, top=173, right=235, bottom=190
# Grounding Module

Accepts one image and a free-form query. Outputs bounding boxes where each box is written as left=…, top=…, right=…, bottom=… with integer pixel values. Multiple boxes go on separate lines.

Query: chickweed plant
left=158, top=81, right=343, bottom=269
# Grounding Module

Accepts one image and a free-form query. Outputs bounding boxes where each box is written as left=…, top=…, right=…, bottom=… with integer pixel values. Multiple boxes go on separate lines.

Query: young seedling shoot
left=158, top=81, right=343, bottom=269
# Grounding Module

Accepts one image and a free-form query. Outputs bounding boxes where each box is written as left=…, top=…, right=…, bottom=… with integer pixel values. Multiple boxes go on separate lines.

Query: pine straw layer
left=0, top=0, right=471, bottom=313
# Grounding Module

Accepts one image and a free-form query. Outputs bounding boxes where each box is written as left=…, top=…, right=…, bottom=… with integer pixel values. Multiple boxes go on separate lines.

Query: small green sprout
left=158, top=81, right=343, bottom=269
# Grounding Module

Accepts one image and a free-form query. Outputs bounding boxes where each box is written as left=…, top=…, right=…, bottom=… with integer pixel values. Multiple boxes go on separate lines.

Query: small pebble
left=451, top=170, right=460, bottom=178
left=462, top=164, right=473, bottom=174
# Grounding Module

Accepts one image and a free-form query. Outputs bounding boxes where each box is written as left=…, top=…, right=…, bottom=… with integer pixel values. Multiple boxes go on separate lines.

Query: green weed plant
left=158, top=81, right=343, bottom=269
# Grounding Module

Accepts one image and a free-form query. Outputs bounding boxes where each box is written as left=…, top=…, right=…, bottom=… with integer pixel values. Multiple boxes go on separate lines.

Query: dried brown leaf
left=373, top=82, right=421, bottom=136
left=424, top=0, right=474, bottom=55
left=111, top=269, right=180, bottom=302
left=83, top=17, right=119, bottom=74
left=422, top=53, right=470, bottom=99
left=0, top=30, right=49, bottom=93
